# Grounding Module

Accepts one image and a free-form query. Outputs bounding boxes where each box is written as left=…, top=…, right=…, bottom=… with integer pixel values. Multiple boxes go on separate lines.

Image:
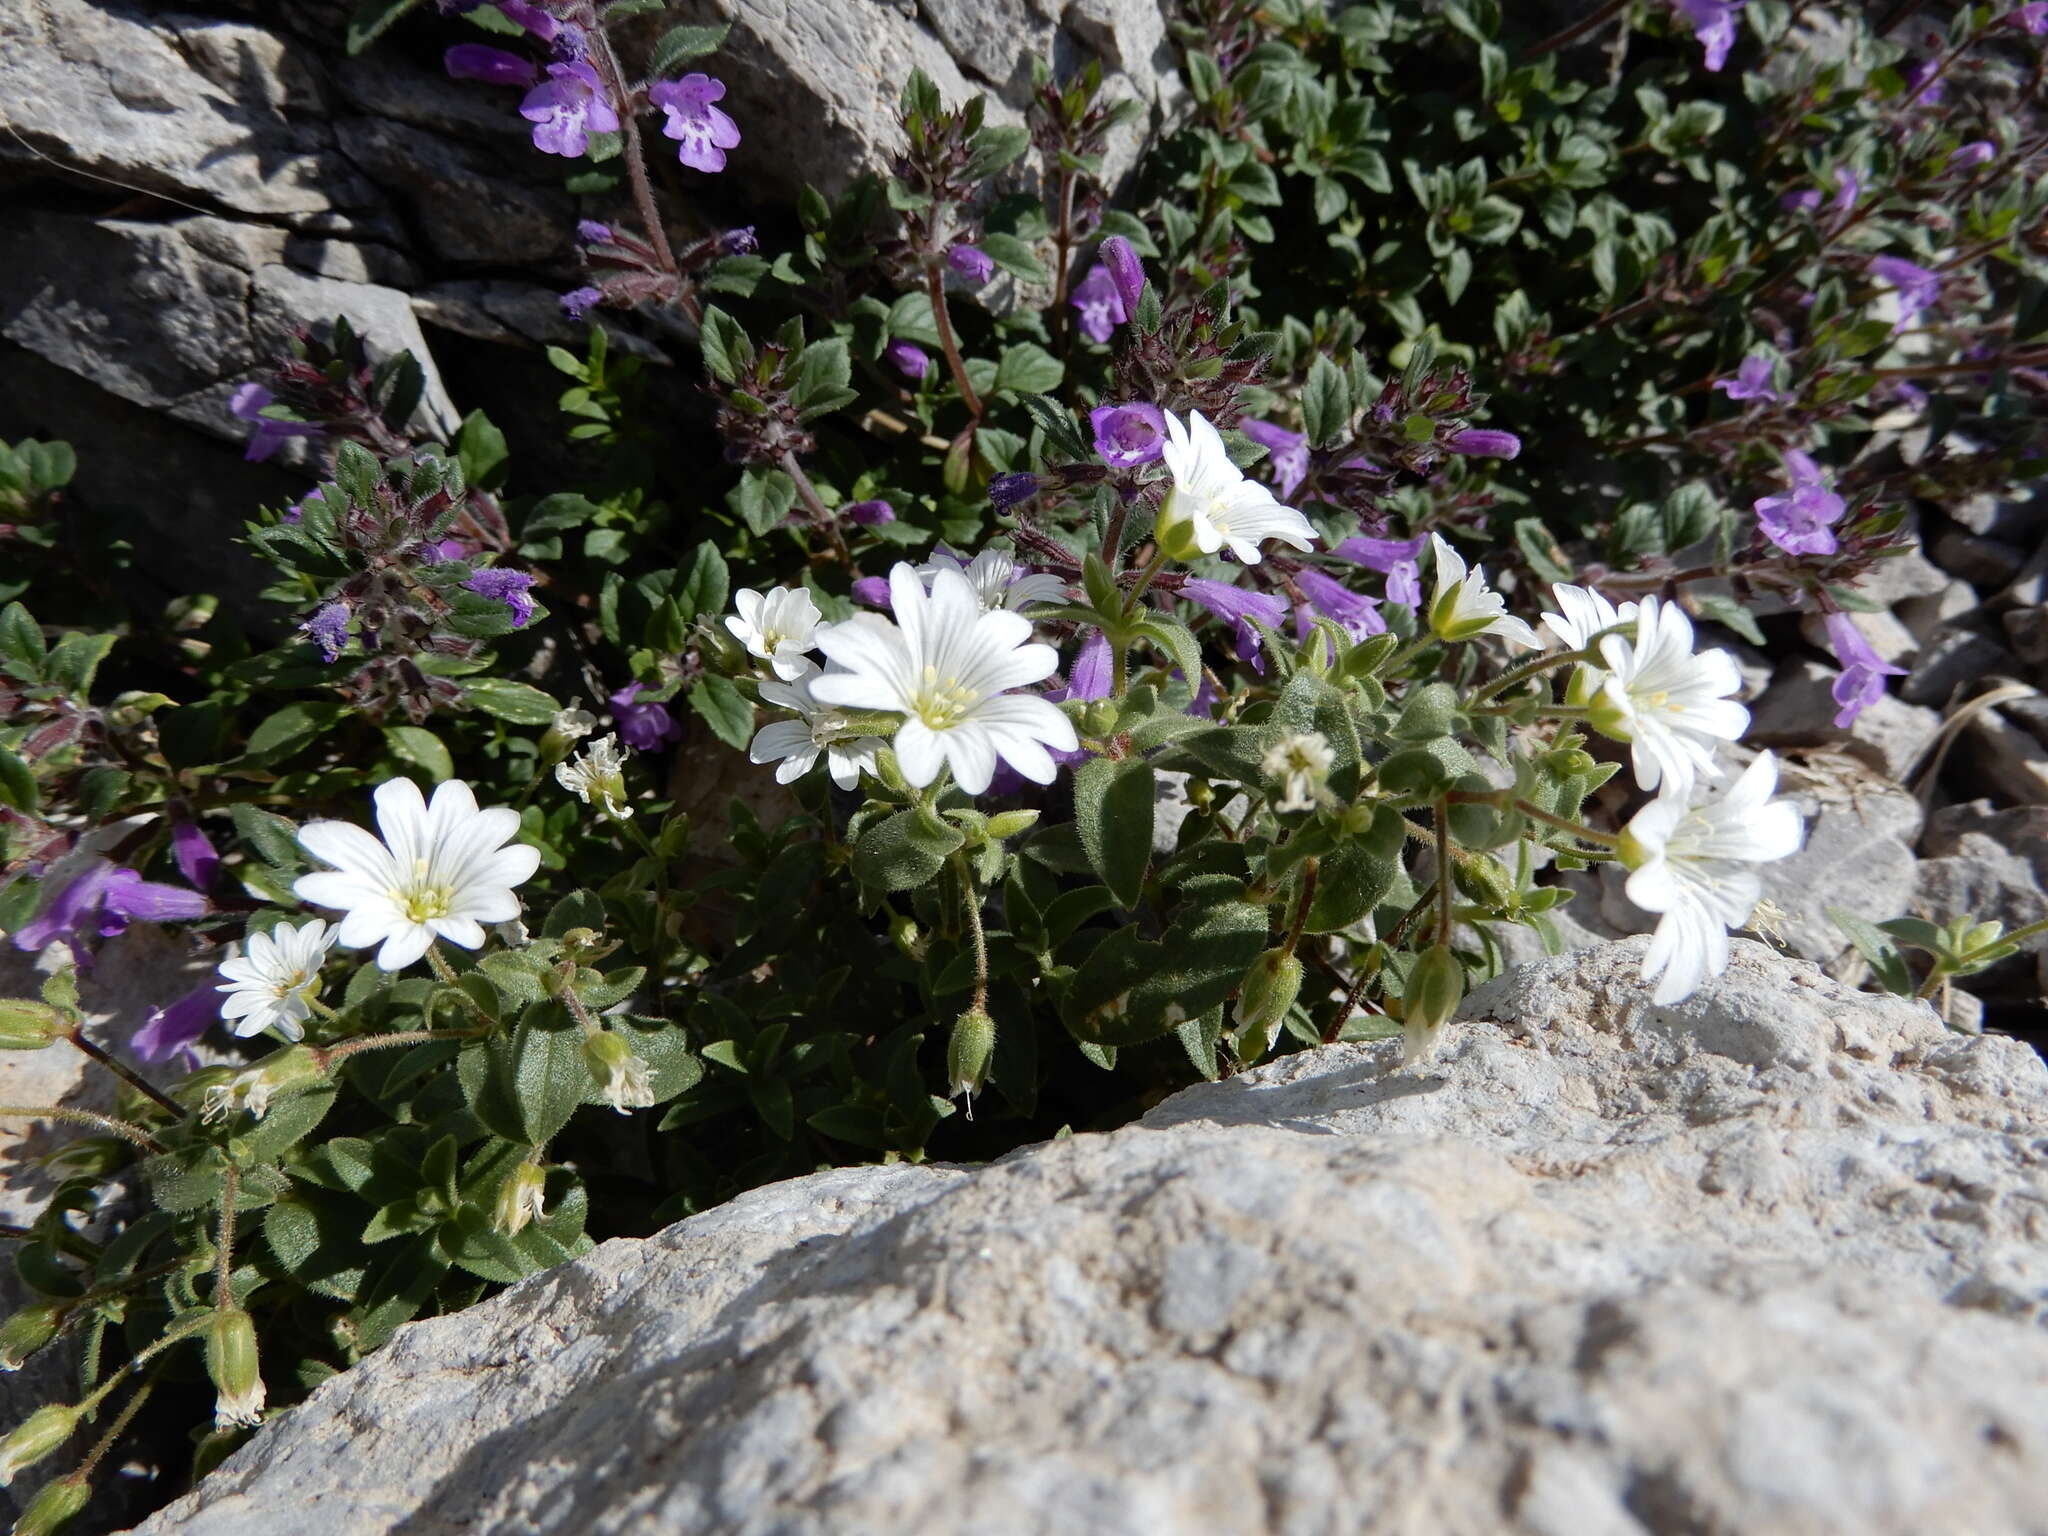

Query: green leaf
left=346, top=0, right=425, bottom=53
left=1072, top=757, right=1154, bottom=909
left=697, top=305, right=751, bottom=385
left=44, top=632, right=115, bottom=698
left=383, top=726, right=454, bottom=783
left=1829, top=907, right=1914, bottom=994
left=463, top=678, right=562, bottom=725
left=852, top=809, right=964, bottom=891
left=734, top=466, right=797, bottom=536
left=1513, top=518, right=1574, bottom=584
left=504, top=1002, right=592, bottom=1146
left=244, top=701, right=344, bottom=765
left=687, top=675, right=753, bottom=750
left=1301, top=354, right=1351, bottom=449
left=231, top=803, right=304, bottom=869
left=1304, top=807, right=1406, bottom=933
left=674, top=540, right=730, bottom=619
left=1689, top=592, right=1765, bottom=647
left=0, top=604, right=44, bottom=672
left=993, top=343, right=1064, bottom=396
left=0, top=744, right=34, bottom=815
left=647, top=21, right=732, bottom=76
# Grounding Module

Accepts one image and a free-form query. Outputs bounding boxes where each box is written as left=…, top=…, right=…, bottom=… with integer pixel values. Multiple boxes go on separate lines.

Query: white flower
left=1261, top=731, right=1334, bottom=813
left=1619, top=752, right=1804, bottom=1005
left=294, top=778, right=541, bottom=972
left=919, top=548, right=1067, bottom=612
left=725, top=586, right=822, bottom=681
left=1157, top=410, right=1317, bottom=564
left=810, top=563, right=1079, bottom=795
left=1540, top=583, right=1637, bottom=652
left=583, top=1031, right=655, bottom=1114
left=1586, top=595, right=1749, bottom=796
left=1426, top=533, right=1539, bottom=649
left=556, top=733, right=634, bottom=819
left=215, top=919, right=338, bottom=1043
left=749, top=661, right=886, bottom=790
left=494, top=1162, right=549, bottom=1236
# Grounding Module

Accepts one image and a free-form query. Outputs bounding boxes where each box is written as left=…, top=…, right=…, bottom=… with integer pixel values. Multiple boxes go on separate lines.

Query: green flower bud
left=1233, top=947, right=1304, bottom=1046
left=1081, top=699, right=1119, bottom=739
left=888, top=913, right=923, bottom=960
left=983, top=809, right=1040, bottom=841
left=206, top=1307, right=265, bottom=1430
left=12, top=1474, right=90, bottom=1536
left=1452, top=853, right=1517, bottom=911
left=0, top=999, right=70, bottom=1052
left=1400, top=945, right=1464, bottom=1069
left=1542, top=747, right=1599, bottom=778
left=0, top=1302, right=64, bottom=1371
left=494, top=1162, right=549, bottom=1238
left=947, top=1008, right=996, bottom=1110
left=582, top=1030, right=654, bottom=1113
left=0, top=1403, right=80, bottom=1485
left=1154, top=485, right=1206, bottom=563
left=1964, top=920, right=2006, bottom=955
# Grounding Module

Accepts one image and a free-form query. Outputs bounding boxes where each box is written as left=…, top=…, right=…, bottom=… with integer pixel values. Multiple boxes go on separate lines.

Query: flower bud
left=12, top=1474, right=90, bottom=1536
left=583, top=1030, right=655, bottom=1114
left=0, top=1302, right=64, bottom=1371
left=1452, top=853, right=1516, bottom=911
left=983, top=809, right=1041, bottom=841
left=494, top=1162, right=549, bottom=1238
left=0, top=1403, right=79, bottom=1485
left=1080, top=699, right=1118, bottom=739
left=1234, top=947, right=1304, bottom=1045
left=988, top=472, right=1040, bottom=510
left=946, top=1007, right=996, bottom=1110
left=0, top=999, right=70, bottom=1052
left=206, top=1307, right=266, bottom=1430
left=1098, top=235, right=1148, bottom=319
left=1400, top=945, right=1463, bottom=1068
left=888, top=913, right=923, bottom=959
left=1445, top=428, right=1521, bottom=459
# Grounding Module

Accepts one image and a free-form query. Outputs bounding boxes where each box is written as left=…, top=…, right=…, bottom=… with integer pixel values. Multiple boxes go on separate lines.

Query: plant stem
left=1524, top=0, right=1629, bottom=58
left=1119, top=546, right=1170, bottom=618
left=592, top=31, right=677, bottom=281
left=0, top=1104, right=165, bottom=1155
left=952, top=854, right=990, bottom=1013
left=1469, top=644, right=1595, bottom=705
left=1433, top=802, right=1454, bottom=946
left=1511, top=796, right=1621, bottom=848
left=781, top=451, right=851, bottom=566
left=425, top=945, right=460, bottom=986
left=313, top=1028, right=488, bottom=1068
left=75, top=1372, right=158, bottom=1481
left=214, top=1164, right=239, bottom=1307
left=1050, top=167, right=1077, bottom=353
left=926, top=266, right=984, bottom=418
left=66, top=1031, right=186, bottom=1120
left=1282, top=859, right=1318, bottom=958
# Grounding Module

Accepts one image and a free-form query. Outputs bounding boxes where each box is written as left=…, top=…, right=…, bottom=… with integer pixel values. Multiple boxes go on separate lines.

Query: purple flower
left=1672, top=0, right=1744, bottom=71
left=608, top=684, right=681, bottom=752
left=1869, top=255, right=1942, bottom=330
left=1057, top=633, right=1114, bottom=703
left=947, top=245, right=995, bottom=284
left=1182, top=577, right=1289, bottom=670
left=1830, top=166, right=1862, bottom=221
left=1294, top=567, right=1386, bottom=642
left=13, top=859, right=208, bottom=960
left=444, top=44, right=538, bottom=87
left=1713, top=353, right=1784, bottom=404
left=305, top=601, right=352, bottom=663
left=519, top=60, right=619, bottom=159
left=1330, top=534, right=1427, bottom=571
left=1903, top=58, right=1946, bottom=105
left=1097, top=236, right=1147, bottom=318
left=417, top=538, right=470, bottom=564
left=842, top=499, right=896, bottom=526
left=1089, top=402, right=1169, bottom=468
left=1240, top=418, right=1309, bottom=499
left=887, top=341, right=931, bottom=381
left=466, top=568, right=536, bottom=628
left=1949, top=140, right=1996, bottom=170
left=133, top=984, right=217, bottom=1067
left=576, top=219, right=613, bottom=245
left=283, top=486, right=324, bottom=525
left=1385, top=560, right=1422, bottom=610
left=720, top=226, right=758, bottom=255
left=851, top=576, right=893, bottom=608
left=989, top=472, right=1040, bottom=509
left=1446, top=428, right=1521, bottom=460
left=1753, top=450, right=1845, bottom=556
left=1071, top=265, right=1126, bottom=344
left=497, top=0, right=558, bottom=39
left=2012, top=3, right=2048, bottom=35
left=229, top=383, right=321, bottom=463
left=1781, top=188, right=1823, bottom=214
left=1823, top=612, right=1905, bottom=728
left=649, top=74, right=741, bottom=173
left=170, top=816, right=221, bottom=895
left=561, top=285, right=604, bottom=319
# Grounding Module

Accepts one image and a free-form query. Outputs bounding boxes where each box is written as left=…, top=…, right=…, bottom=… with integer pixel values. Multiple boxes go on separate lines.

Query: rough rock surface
left=131, top=940, right=2048, bottom=1536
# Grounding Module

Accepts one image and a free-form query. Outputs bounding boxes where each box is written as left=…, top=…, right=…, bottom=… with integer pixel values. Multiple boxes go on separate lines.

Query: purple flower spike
left=171, top=816, right=221, bottom=896
left=1753, top=449, right=1845, bottom=556
left=1713, top=353, right=1784, bottom=404
left=947, top=245, right=995, bottom=284
left=851, top=576, right=893, bottom=608
left=1089, top=402, right=1169, bottom=468
left=608, top=683, right=681, bottom=752
left=519, top=60, right=619, bottom=159
left=1823, top=612, right=1905, bottom=728
left=1672, top=0, right=1744, bottom=71
left=467, top=568, right=537, bottom=628
left=229, top=383, right=322, bottom=463
left=649, top=74, right=742, bottom=173
left=133, top=984, right=218, bottom=1067
left=887, top=341, right=932, bottom=381
left=1869, top=255, right=1942, bottom=330
left=444, top=44, right=538, bottom=87
left=497, top=0, right=558, bottom=40
left=1446, top=428, right=1521, bottom=459
left=561, top=285, right=604, bottom=319
left=1182, top=577, right=1289, bottom=671
left=1097, top=236, right=1147, bottom=318
left=843, top=499, right=896, bottom=526
left=1949, top=141, right=1996, bottom=170
left=989, top=472, right=1040, bottom=509
left=305, top=601, right=352, bottom=663
left=1240, top=418, right=1310, bottom=499
left=1294, top=567, right=1386, bottom=641
left=1070, top=265, right=1126, bottom=344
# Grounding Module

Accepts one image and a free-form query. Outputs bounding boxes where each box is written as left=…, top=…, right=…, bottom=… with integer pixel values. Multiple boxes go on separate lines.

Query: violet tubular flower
left=444, top=44, right=538, bottom=87
left=649, top=74, right=741, bottom=173
left=1949, top=141, right=1996, bottom=170
left=947, top=245, right=995, bottom=284
left=467, top=568, right=537, bottom=628
left=1446, top=429, right=1521, bottom=460
left=171, top=815, right=222, bottom=895
left=305, top=601, right=351, bottom=663
left=1294, top=567, right=1387, bottom=642
left=13, top=859, right=208, bottom=960
left=988, top=472, right=1040, bottom=510
left=608, top=684, right=681, bottom=753
left=887, top=341, right=932, bottom=381
left=1240, top=419, right=1309, bottom=499
left=1097, top=236, right=1147, bottom=317
left=843, top=499, right=896, bottom=527
left=519, top=60, right=618, bottom=158
left=229, top=383, right=322, bottom=463
left=1823, top=613, right=1905, bottom=728
left=1089, top=403, right=1168, bottom=468
left=1070, top=265, right=1126, bottom=344
left=1182, top=577, right=1289, bottom=670
left=560, top=286, right=603, bottom=320
left=133, top=984, right=218, bottom=1067
left=1671, top=0, right=1744, bottom=71
left=1753, top=450, right=1845, bottom=557
left=1713, top=353, right=1784, bottom=404
left=1870, top=255, right=1943, bottom=331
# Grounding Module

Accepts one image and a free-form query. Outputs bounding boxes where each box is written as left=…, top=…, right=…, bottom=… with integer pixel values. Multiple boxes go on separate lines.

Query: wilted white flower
left=810, top=564, right=1078, bottom=795
left=294, top=778, right=540, bottom=972
left=749, top=662, right=886, bottom=789
left=919, top=547, right=1068, bottom=612
left=556, top=733, right=634, bottom=819
left=1585, top=595, right=1749, bottom=796
left=725, top=586, right=822, bottom=680
left=1157, top=410, right=1318, bottom=564
left=1619, top=751, right=1804, bottom=1004
left=215, top=919, right=338, bottom=1043
left=583, top=1031, right=655, bottom=1114
left=1261, top=731, right=1334, bottom=813
left=1426, top=533, right=1539, bottom=649
left=494, top=1162, right=549, bottom=1237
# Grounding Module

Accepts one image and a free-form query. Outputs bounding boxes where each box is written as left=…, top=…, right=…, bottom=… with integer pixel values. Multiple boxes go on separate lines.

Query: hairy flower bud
left=0, top=1303, right=64, bottom=1371
left=1233, top=947, right=1303, bottom=1063
left=583, top=1030, right=655, bottom=1114
left=0, top=999, right=70, bottom=1051
left=988, top=472, right=1040, bottom=510
left=1452, top=853, right=1516, bottom=912
left=1400, top=945, right=1463, bottom=1068
left=207, top=1307, right=266, bottom=1430
left=1097, top=235, right=1147, bottom=319
left=946, top=1007, right=996, bottom=1109
left=494, top=1162, right=549, bottom=1238
left=1445, top=428, right=1521, bottom=459
left=12, top=1474, right=90, bottom=1536
left=0, top=1403, right=79, bottom=1485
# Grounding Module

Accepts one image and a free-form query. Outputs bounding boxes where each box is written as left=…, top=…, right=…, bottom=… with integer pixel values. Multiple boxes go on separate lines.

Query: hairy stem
left=214, top=1163, right=239, bottom=1307
left=593, top=32, right=678, bottom=281
left=925, top=266, right=984, bottom=418
left=0, top=1104, right=165, bottom=1155
left=952, top=854, right=990, bottom=1013
left=67, top=1031, right=186, bottom=1120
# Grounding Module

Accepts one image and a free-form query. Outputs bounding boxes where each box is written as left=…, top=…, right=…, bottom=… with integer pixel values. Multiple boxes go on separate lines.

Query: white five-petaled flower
left=919, top=548, right=1068, bottom=612
left=1540, top=583, right=1638, bottom=652
left=725, top=586, right=822, bottom=681
left=556, top=733, right=634, bottom=819
left=1584, top=595, right=1749, bottom=796
left=1620, top=751, right=1804, bottom=1005
left=1157, top=410, right=1317, bottom=565
left=1261, top=731, right=1335, bottom=814
left=750, top=661, right=887, bottom=789
left=215, top=919, right=338, bottom=1043
left=810, top=564, right=1078, bottom=795
left=294, top=778, right=541, bottom=973
left=1427, top=533, right=1540, bottom=649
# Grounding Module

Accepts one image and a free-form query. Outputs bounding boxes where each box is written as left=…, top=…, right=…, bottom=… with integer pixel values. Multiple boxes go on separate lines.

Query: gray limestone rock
left=1962, top=709, right=2048, bottom=807
left=1747, top=658, right=1943, bottom=782
left=1901, top=627, right=2021, bottom=707
left=125, top=940, right=2048, bottom=1536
